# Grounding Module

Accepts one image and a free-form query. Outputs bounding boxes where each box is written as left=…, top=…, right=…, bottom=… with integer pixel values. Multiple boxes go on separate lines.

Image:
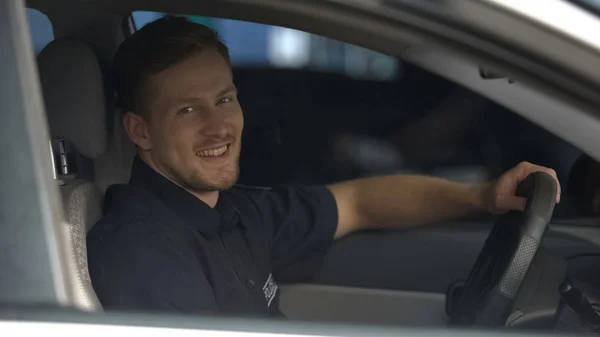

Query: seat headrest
left=38, top=39, right=107, bottom=159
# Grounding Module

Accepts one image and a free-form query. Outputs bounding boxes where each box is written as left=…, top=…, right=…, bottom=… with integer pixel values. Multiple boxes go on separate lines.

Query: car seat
left=38, top=38, right=109, bottom=311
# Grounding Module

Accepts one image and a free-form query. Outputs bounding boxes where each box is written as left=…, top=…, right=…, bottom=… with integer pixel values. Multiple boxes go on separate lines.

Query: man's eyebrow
left=217, top=86, right=237, bottom=96
left=174, top=86, right=238, bottom=105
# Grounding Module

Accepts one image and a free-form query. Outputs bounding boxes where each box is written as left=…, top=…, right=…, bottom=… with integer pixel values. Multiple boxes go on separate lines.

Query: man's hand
left=481, top=161, right=561, bottom=214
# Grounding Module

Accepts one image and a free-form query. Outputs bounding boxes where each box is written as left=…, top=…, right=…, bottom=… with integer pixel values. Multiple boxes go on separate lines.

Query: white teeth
left=197, top=145, right=228, bottom=157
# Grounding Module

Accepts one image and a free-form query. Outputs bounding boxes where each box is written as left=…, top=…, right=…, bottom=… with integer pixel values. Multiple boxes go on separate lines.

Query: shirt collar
left=129, top=156, right=240, bottom=235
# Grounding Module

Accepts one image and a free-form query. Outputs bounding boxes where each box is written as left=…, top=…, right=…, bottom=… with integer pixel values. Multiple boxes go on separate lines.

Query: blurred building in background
left=132, top=11, right=398, bottom=80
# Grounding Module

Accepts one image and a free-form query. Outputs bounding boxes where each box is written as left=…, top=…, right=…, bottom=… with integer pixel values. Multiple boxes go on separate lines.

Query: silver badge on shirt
left=263, top=273, right=278, bottom=307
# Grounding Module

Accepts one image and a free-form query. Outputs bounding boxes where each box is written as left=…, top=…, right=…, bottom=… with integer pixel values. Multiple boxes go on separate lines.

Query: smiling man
left=87, top=16, right=561, bottom=317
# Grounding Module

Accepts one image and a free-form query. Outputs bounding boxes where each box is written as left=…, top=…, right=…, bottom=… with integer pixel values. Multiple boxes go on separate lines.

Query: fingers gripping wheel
left=450, top=172, right=557, bottom=327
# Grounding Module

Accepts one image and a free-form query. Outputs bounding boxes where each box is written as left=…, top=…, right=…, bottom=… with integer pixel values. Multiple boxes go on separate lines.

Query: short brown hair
left=113, top=16, right=230, bottom=114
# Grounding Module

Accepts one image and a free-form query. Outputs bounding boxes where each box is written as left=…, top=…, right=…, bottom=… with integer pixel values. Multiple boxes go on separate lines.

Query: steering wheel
left=450, top=172, right=557, bottom=326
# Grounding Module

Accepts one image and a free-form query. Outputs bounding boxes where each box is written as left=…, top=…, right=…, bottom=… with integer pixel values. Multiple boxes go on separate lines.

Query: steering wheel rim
left=450, top=172, right=557, bottom=326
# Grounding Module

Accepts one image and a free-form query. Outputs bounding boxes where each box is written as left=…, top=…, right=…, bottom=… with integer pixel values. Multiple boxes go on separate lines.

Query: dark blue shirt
left=87, top=157, right=338, bottom=317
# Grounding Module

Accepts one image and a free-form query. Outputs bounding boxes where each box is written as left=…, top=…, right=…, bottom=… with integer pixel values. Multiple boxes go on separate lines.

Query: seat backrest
left=38, top=39, right=108, bottom=311
left=59, top=179, right=103, bottom=310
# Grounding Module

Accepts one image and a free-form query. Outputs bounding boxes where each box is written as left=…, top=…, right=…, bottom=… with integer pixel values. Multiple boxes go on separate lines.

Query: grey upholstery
left=60, top=180, right=103, bottom=310
left=279, top=284, right=447, bottom=327
left=39, top=39, right=107, bottom=311
left=38, top=39, right=107, bottom=159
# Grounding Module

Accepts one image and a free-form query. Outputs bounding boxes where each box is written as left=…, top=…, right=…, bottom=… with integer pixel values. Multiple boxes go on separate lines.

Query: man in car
left=87, top=16, right=561, bottom=317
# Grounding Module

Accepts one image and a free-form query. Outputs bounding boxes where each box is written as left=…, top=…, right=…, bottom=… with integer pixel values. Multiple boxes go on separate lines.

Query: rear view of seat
left=38, top=39, right=109, bottom=311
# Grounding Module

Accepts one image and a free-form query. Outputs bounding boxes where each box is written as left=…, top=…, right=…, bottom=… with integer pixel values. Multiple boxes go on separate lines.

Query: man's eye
left=179, top=106, right=196, bottom=114
left=218, top=97, right=233, bottom=105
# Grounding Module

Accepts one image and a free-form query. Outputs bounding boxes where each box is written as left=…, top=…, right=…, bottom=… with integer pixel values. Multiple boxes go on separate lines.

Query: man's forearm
left=329, top=174, right=488, bottom=237
left=329, top=162, right=560, bottom=239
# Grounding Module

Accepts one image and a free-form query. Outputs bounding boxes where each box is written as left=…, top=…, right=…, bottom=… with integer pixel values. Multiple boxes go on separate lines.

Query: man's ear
left=123, top=111, right=152, bottom=150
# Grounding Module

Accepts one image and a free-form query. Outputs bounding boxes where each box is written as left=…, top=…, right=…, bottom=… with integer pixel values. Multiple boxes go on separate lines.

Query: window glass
left=129, top=11, right=584, bottom=219
left=26, top=8, right=53, bottom=54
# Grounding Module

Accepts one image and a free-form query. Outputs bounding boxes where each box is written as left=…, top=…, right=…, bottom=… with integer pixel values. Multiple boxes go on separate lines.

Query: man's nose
left=201, top=109, right=229, bottom=138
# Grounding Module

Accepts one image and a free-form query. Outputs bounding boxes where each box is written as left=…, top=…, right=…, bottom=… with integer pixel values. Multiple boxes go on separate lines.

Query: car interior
left=21, top=0, right=600, bottom=332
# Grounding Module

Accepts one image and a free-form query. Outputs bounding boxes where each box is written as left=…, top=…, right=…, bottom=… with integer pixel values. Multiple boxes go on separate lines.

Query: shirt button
left=246, top=279, right=255, bottom=289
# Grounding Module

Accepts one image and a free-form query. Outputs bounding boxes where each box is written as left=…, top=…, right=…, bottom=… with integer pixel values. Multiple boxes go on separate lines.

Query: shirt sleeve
left=88, top=224, right=219, bottom=315
left=242, top=185, right=339, bottom=271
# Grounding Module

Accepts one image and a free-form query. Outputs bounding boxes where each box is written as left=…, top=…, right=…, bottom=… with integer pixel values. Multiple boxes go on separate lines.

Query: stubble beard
left=163, top=153, right=240, bottom=194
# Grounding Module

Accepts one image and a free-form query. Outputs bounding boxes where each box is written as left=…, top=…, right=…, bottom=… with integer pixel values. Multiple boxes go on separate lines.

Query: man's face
left=137, top=50, right=243, bottom=193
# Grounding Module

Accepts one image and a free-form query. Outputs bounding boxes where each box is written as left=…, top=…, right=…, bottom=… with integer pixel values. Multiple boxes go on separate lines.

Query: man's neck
left=139, top=154, right=219, bottom=208
left=190, top=190, right=219, bottom=208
